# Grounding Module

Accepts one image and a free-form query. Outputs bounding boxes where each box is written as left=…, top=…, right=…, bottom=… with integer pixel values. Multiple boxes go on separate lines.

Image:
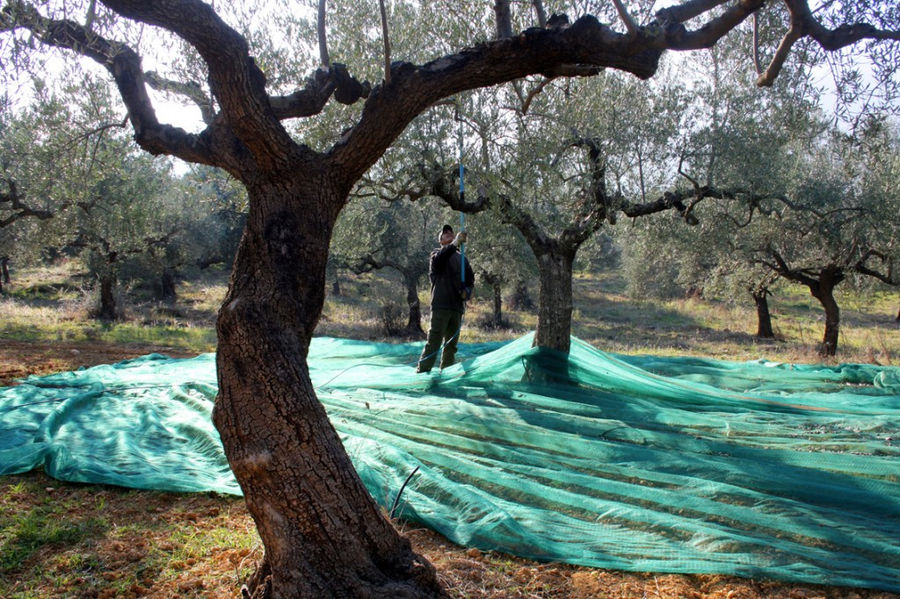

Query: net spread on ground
left=1, top=334, right=898, bottom=590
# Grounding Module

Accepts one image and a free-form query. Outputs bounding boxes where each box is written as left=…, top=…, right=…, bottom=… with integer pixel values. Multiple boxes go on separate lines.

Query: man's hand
left=453, top=231, right=468, bottom=246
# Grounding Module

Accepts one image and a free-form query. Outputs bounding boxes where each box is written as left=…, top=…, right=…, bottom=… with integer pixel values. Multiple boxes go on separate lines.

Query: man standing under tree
left=417, top=224, right=474, bottom=372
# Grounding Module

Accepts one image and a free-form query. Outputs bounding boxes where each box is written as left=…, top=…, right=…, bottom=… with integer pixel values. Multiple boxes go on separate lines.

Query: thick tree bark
left=752, top=289, right=774, bottom=338
left=534, top=249, right=576, bottom=352
left=212, top=178, right=443, bottom=598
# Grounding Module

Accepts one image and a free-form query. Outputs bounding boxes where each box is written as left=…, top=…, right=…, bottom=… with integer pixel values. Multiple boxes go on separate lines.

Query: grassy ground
left=1, top=264, right=898, bottom=598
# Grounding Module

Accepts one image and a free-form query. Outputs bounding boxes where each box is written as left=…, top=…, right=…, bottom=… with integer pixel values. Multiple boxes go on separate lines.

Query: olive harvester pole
left=457, top=108, right=466, bottom=285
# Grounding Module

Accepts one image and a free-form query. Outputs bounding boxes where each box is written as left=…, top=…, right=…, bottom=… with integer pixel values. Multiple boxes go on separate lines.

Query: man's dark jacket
left=429, top=244, right=475, bottom=313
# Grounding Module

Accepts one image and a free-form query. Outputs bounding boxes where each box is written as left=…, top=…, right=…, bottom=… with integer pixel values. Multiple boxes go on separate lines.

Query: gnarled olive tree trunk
left=751, top=289, right=775, bottom=339
left=96, top=270, right=119, bottom=321
left=212, top=178, right=442, bottom=598
left=765, top=255, right=847, bottom=357
left=0, top=256, right=8, bottom=294
left=481, top=271, right=505, bottom=328
left=403, top=270, right=424, bottom=336
left=809, top=272, right=842, bottom=357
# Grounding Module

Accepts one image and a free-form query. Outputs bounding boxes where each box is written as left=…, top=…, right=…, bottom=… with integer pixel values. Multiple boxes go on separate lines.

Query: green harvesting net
left=1, top=334, right=899, bottom=591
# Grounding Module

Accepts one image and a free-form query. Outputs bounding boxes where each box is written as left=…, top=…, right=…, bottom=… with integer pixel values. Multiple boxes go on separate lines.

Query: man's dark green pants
left=417, top=309, right=462, bottom=372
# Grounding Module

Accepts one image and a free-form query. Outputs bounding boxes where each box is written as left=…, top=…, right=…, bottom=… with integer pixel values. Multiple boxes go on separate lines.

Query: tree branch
left=495, top=0, right=512, bottom=39
left=144, top=71, right=216, bottom=124
left=752, top=12, right=763, bottom=75
left=532, top=0, right=547, bottom=28
left=620, top=184, right=738, bottom=222
left=757, top=24, right=802, bottom=86
left=317, top=0, right=329, bottom=67
left=675, top=160, right=703, bottom=225
left=496, top=194, right=554, bottom=255
left=654, top=0, right=732, bottom=25
left=0, top=177, right=54, bottom=228
left=612, top=0, right=639, bottom=38
left=379, top=0, right=391, bottom=83
left=761, top=246, right=821, bottom=289
left=268, top=67, right=341, bottom=119
left=785, top=0, right=900, bottom=50
left=854, top=249, right=898, bottom=285
left=758, top=1, right=900, bottom=85
left=329, top=14, right=666, bottom=181
left=1, top=1, right=217, bottom=166
left=655, top=0, right=764, bottom=50
left=428, top=165, right=490, bottom=213
left=512, top=77, right=551, bottom=114
left=98, top=0, right=295, bottom=170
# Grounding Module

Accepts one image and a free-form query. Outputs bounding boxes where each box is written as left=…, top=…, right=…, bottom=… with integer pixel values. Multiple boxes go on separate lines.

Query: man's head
left=439, top=224, right=454, bottom=245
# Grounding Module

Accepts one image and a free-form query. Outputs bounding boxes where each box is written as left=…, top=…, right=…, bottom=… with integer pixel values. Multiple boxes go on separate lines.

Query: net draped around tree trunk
left=534, top=249, right=576, bottom=352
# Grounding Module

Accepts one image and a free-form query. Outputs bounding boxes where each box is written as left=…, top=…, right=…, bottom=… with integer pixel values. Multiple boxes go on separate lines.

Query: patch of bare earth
left=0, top=339, right=194, bottom=385
left=1, top=343, right=897, bottom=598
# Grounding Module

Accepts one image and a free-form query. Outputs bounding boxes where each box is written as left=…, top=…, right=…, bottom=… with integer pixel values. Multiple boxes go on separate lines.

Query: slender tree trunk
left=159, top=268, right=177, bottom=303
left=97, top=272, right=118, bottom=321
left=492, top=280, right=503, bottom=327
left=0, top=256, right=9, bottom=284
left=211, top=178, right=443, bottom=599
left=809, top=272, right=841, bottom=357
left=816, top=289, right=840, bottom=357
left=752, top=290, right=774, bottom=338
left=510, top=279, right=534, bottom=310
left=403, top=271, right=424, bottom=336
left=534, top=249, right=575, bottom=352
left=479, top=271, right=503, bottom=328
left=494, top=0, right=512, bottom=38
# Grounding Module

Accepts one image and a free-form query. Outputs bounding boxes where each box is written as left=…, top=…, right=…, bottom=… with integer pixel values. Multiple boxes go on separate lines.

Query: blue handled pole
left=457, top=114, right=465, bottom=285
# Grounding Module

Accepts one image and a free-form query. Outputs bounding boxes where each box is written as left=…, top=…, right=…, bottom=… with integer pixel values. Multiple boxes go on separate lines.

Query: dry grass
left=565, top=273, right=898, bottom=365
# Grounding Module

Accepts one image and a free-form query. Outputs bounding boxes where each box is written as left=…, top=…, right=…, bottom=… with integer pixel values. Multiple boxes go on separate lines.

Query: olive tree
left=751, top=122, right=900, bottom=355
left=0, top=87, right=86, bottom=289
left=2, top=1, right=897, bottom=596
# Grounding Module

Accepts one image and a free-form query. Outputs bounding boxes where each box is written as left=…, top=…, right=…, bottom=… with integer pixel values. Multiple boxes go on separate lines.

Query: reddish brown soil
left=0, top=339, right=194, bottom=385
